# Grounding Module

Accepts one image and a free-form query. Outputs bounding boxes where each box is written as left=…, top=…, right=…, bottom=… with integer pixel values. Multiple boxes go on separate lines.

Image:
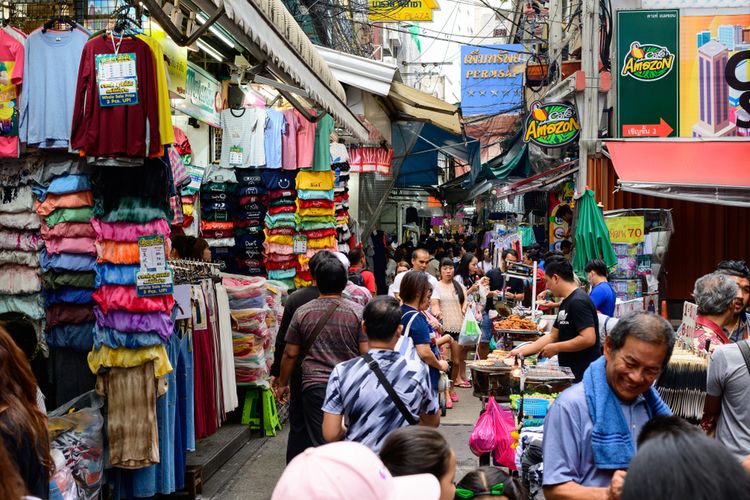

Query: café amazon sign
left=368, top=0, right=439, bottom=22
left=523, top=100, right=581, bottom=148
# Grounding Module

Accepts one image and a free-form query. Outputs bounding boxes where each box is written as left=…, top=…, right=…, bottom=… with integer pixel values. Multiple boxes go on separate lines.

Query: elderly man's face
left=604, top=336, right=667, bottom=402
left=412, top=251, right=430, bottom=272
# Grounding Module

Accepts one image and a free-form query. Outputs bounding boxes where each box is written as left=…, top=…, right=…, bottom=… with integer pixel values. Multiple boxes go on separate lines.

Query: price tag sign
left=293, top=234, right=308, bottom=254
left=681, top=302, right=698, bottom=340
left=136, top=234, right=173, bottom=297
left=96, top=53, right=139, bottom=107
left=605, top=216, right=644, bottom=244
left=229, top=146, right=244, bottom=166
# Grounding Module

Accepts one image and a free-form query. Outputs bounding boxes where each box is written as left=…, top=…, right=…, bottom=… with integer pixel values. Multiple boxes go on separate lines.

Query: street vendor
left=510, top=258, right=600, bottom=382
left=542, top=313, right=675, bottom=500
left=479, top=249, right=525, bottom=359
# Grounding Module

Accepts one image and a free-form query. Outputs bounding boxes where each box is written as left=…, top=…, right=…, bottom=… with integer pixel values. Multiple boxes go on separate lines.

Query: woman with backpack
left=399, top=272, right=450, bottom=395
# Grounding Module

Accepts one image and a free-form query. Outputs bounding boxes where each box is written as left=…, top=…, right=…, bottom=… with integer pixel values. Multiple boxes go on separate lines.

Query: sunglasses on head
left=454, top=481, right=505, bottom=499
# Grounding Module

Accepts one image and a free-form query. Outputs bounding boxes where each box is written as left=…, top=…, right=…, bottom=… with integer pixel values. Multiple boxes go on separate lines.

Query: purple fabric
left=93, top=307, right=174, bottom=340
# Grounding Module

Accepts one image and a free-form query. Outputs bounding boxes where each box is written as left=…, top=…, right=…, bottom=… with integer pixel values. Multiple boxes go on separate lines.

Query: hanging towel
left=583, top=356, right=671, bottom=469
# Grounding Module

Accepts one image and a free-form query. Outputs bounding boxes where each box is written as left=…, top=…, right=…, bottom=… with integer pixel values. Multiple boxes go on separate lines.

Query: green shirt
left=42, top=270, right=96, bottom=290
left=45, top=207, right=93, bottom=228
left=312, top=114, right=334, bottom=171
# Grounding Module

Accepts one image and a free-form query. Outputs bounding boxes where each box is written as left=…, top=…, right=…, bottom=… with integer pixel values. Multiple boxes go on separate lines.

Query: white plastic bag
left=395, top=311, right=421, bottom=361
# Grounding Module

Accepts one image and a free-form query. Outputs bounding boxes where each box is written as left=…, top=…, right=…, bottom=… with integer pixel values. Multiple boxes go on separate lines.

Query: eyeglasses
left=454, top=482, right=505, bottom=499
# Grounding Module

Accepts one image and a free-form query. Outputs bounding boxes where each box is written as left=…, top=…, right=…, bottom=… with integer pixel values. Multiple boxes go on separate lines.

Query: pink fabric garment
left=91, top=218, right=171, bottom=242
left=262, top=242, right=295, bottom=255
left=0, top=229, right=43, bottom=252
left=93, top=285, right=175, bottom=314
left=281, top=109, right=299, bottom=170
left=295, top=109, right=316, bottom=168
left=0, top=30, right=23, bottom=158
left=41, top=221, right=96, bottom=239
left=34, top=191, right=94, bottom=216
left=44, top=236, right=96, bottom=255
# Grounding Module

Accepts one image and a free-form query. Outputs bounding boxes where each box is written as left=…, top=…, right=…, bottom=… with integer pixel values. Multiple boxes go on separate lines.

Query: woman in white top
left=437, top=258, right=476, bottom=393
left=478, top=247, right=494, bottom=276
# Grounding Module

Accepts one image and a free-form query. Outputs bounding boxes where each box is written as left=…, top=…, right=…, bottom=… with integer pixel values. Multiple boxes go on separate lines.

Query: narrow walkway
left=204, top=385, right=484, bottom=499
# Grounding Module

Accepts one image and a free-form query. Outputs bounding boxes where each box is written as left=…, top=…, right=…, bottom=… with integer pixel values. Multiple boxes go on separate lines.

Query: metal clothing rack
left=171, top=259, right=222, bottom=284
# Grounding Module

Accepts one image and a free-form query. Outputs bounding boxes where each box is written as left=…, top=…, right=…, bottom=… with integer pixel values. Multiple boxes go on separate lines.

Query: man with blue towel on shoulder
left=542, top=312, right=675, bottom=500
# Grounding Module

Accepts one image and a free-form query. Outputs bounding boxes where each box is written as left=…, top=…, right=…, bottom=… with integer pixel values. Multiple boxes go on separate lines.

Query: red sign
left=621, top=117, right=673, bottom=137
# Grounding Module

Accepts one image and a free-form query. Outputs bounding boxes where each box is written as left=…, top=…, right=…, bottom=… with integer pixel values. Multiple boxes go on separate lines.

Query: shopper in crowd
left=390, top=248, right=442, bottom=319
left=702, top=327, right=750, bottom=462
left=271, top=251, right=332, bottom=462
left=479, top=249, right=525, bottom=359
left=333, top=252, right=374, bottom=307
left=560, top=240, right=573, bottom=260
left=455, top=252, right=481, bottom=289
left=380, top=427, right=456, bottom=500
left=637, top=415, right=701, bottom=447
left=621, top=431, right=750, bottom=500
left=585, top=259, right=617, bottom=317
left=396, top=260, right=411, bottom=274
left=478, top=247, right=493, bottom=276
left=0, top=314, right=46, bottom=413
left=322, top=297, right=439, bottom=451
left=347, top=248, right=377, bottom=294
left=522, top=246, right=547, bottom=306
left=385, top=247, right=398, bottom=288
left=425, top=239, right=442, bottom=280
left=693, top=272, right=738, bottom=353
left=510, top=258, right=600, bottom=381
left=272, top=440, right=441, bottom=500
left=0, top=325, right=51, bottom=499
left=437, top=258, right=471, bottom=393
left=715, top=260, right=750, bottom=342
left=556, top=204, right=573, bottom=238
left=170, top=235, right=211, bottom=261
left=541, top=312, right=675, bottom=500
left=275, top=257, right=368, bottom=459
left=0, top=438, right=29, bottom=500
left=454, top=466, right=528, bottom=500
left=399, top=272, right=449, bottom=394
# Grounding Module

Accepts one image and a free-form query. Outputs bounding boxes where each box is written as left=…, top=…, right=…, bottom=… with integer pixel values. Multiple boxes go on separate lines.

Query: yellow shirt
left=307, top=235, right=337, bottom=249
left=265, top=234, right=294, bottom=246
left=88, top=345, right=173, bottom=378
left=137, top=35, right=175, bottom=145
left=296, top=170, right=335, bottom=191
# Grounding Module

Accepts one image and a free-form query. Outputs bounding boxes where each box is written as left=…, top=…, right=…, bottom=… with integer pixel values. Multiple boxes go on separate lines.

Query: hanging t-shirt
left=71, top=35, right=161, bottom=157
left=281, top=108, right=299, bottom=170
left=19, top=29, right=86, bottom=149
left=248, top=107, right=267, bottom=167
left=0, top=30, right=24, bottom=157
left=296, top=170, right=335, bottom=191
left=264, top=109, right=285, bottom=169
left=312, top=114, right=334, bottom=171
left=296, top=109, right=316, bottom=168
left=330, top=142, right=349, bottom=164
left=219, top=108, right=257, bottom=169
left=136, top=34, right=175, bottom=145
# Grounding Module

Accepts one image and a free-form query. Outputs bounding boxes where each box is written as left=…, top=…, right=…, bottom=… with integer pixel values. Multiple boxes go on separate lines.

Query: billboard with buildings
left=679, top=14, right=750, bottom=137
left=460, top=44, right=527, bottom=116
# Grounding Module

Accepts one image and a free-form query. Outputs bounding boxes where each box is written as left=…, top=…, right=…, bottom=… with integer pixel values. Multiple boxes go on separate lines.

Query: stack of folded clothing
left=166, top=144, right=191, bottom=228
left=224, top=276, right=271, bottom=385
left=200, top=174, right=237, bottom=272
left=0, top=159, right=46, bottom=324
left=88, top=160, right=175, bottom=413
left=294, top=170, right=337, bottom=288
left=261, top=170, right=297, bottom=283
left=331, top=143, right=353, bottom=253
left=234, top=171, right=266, bottom=276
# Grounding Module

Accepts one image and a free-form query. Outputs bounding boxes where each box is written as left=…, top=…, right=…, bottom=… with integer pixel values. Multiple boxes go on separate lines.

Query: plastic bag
left=492, top=402, right=518, bottom=470
left=469, top=398, right=498, bottom=456
left=459, top=305, right=481, bottom=346
left=48, top=391, right=105, bottom=500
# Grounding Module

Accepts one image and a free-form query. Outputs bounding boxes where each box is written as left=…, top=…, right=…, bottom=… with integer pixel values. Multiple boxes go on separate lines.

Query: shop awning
left=605, top=140, right=750, bottom=207
left=493, top=160, right=579, bottom=201
left=483, top=141, right=527, bottom=181
left=190, top=0, right=368, bottom=140
left=317, top=46, right=398, bottom=97
left=388, top=81, right=463, bottom=136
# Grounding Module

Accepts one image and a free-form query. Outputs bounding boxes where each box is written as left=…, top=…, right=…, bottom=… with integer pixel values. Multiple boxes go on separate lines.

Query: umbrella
left=572, top=189, right=617, bottom=277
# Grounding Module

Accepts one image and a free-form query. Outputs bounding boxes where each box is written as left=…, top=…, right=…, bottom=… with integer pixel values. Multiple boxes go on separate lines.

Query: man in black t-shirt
left=510, top=258, right=600, bottom=381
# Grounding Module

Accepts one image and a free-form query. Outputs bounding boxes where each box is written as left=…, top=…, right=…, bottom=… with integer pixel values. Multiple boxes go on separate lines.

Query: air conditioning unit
left=382, top=56, right=397, bottom=66
left=388, top=29, right=401, bottom=48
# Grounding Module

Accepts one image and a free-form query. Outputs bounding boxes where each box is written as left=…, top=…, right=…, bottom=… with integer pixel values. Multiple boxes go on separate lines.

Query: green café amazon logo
left=621, top=41, right=675, bottom=81
left=523, top=101, right=580, bottom=147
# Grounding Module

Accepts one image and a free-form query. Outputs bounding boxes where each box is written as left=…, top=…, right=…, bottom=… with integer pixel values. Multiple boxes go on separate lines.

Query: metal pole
left=577, top=0, right=600, bottom=194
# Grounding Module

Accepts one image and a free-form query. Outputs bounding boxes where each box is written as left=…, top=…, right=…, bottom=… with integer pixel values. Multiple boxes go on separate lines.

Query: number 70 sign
left=605, top=216, right=645, bottom=244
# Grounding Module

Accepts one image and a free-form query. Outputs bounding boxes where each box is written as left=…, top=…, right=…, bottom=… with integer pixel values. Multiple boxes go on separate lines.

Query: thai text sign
left=460, top=44, right=527, bottom=116
left=605, top=216, right=645, bottom=244
left=368, top=0, right=439, bottom=21
left=176, top=62, right=222, bottom=128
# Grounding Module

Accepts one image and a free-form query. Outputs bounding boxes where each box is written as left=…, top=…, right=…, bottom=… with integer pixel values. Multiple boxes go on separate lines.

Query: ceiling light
left=196, top=12, right=235, bottom=48
left=196, top=39, right=224, bottom=62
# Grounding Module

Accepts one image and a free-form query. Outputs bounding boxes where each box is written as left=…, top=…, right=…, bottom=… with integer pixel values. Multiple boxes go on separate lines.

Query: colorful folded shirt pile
left=293, top=170, right=337, bottom=288
left=36, top=166, right=96, bottom=356
left=260, top=170, right=298, bottom=283
left=223, top=277, right=272, bottom=385
left=331, top=143, right=354, bottom=253
left=88, top=160, right=174, bottom=388
left=200, top=180, right=237, bottom=272
left=233, top=171, right=267, bottom=276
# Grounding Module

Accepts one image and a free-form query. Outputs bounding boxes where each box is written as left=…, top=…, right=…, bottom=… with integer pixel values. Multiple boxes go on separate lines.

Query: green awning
left=482, top=141, right=527, bottom=181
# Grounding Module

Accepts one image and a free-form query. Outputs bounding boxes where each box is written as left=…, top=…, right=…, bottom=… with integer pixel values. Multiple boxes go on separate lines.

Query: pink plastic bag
left=469, top=397, right=499, bottom=456
left=492, top=403, right=518, bottom=470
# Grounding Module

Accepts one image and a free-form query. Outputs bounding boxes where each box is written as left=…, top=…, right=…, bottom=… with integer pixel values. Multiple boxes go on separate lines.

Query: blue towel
left=583, top=356, right=671, bottom=469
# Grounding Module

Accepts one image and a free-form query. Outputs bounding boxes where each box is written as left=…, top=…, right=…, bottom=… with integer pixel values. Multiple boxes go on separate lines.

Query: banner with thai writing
left=460, top=44, right=527, bottom=116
